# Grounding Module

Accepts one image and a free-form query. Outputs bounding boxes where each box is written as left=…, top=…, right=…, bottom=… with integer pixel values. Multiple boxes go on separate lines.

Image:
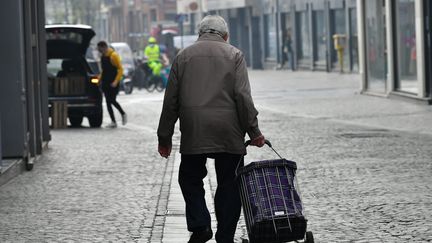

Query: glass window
left=331, top=9, right=347, bottom=70
left=228, top=17, right=239, bottom=47
left=365, top=0, right=387, bottom=92
left=265, top=14, right=277, bottom=60
left=47, top=59, right=63, bottom=77
left=296, top=11, right=311, bottom=61
left=46, top=30, right=83, bottom=44
left=281, top=13, right=294, bottom=69
left=395, top=0, right=418, bottom=94
left=350, top=8, right=359, bottom=72
left=313, top=10, right=326, bottom=65
left=151, top=9, right=157, bottom=22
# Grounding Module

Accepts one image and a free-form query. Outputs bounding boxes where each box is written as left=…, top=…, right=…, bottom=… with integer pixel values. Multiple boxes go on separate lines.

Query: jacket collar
left=197, top=33, right=226, bottom=43
left=104, top=48, right=114, bottom=57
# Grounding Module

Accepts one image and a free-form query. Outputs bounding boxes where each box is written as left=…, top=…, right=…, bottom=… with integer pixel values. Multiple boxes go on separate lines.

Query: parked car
left=46, top=24, right=103, bottom=127
left=111, top=42, right=135, bottom=94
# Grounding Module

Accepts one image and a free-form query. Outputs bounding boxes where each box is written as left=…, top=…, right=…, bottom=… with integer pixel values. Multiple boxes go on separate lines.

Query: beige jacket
left=157, top=33, right=261, bottom=155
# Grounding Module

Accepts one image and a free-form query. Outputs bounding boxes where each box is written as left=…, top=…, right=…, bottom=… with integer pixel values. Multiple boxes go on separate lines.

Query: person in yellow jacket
left=144, top=36, right=163, bottom=76
left=97, top=41, right=127, bottom=128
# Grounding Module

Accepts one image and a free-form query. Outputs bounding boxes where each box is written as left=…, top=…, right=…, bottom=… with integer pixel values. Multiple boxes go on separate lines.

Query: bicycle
left=138, top=60, right=166, bottom=93
left=145, top=72, right=165, bottom=92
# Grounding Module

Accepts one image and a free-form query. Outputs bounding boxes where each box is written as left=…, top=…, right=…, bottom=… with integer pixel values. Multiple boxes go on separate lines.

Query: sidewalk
left=161, top=151, right=215, bottom=243
left=160, top=151, right=249, bottom=242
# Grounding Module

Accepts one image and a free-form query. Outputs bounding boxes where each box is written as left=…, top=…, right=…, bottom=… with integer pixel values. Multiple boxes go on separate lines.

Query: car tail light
left=90, top=76, right=99, bottom=85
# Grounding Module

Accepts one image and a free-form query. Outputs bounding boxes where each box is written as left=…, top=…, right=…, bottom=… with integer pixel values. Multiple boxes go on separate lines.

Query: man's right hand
left=158, top=145, right=172, bottom=158
left=250, top=135, right=265, bottom=147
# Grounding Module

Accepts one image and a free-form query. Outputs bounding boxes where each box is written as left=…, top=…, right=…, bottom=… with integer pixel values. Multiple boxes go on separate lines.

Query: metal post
left=308, top=3, right=314, bottom=70
left=357, top=0, right=367, bottom=91
left=37, top=0, right=51, bottom=144
left=0, top=113, right=2, bottom=170
left=29, top=0, right=43, bottom=155
left=190, top=13, right=195, bottom=35
left=198, top=0, right=204, bottom=21
left=346, top=2, right=352, bottom=72
left=291, top=3, right=297, bottom=71
left=23, top=0, right=37, bottom=158
left=326, top=0, right=332, bottom=72
left=276, top=0, right=281, bottom=64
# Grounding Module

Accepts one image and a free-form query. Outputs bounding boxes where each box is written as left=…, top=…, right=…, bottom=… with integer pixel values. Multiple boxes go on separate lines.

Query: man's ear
left=223, top=33, right=229, bottom=41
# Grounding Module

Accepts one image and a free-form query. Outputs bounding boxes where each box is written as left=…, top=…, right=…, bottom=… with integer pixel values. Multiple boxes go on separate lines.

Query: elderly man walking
left=157, top=15, right=265, bottom=243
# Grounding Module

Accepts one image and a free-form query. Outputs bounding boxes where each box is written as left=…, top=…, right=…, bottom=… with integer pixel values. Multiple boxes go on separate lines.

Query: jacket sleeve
left=110, top=52, right=124, bottom=86
left=144, top=46, right=149, bottom=58
left=157, top=56, right=180, bottom=147
left=234, top=52, right=262, bottom=140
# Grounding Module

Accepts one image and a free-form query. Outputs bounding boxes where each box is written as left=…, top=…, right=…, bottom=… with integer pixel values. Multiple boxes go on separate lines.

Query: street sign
left=175, top=14, right=188, bottom=23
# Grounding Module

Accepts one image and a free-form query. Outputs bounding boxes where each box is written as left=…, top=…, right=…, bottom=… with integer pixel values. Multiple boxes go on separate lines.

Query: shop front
left=271, top=0, right=358, bottom=72
left=358, top=0, right=431, bottom=102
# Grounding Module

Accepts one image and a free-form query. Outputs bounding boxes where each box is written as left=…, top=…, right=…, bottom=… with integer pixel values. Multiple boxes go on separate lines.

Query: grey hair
left=198, top=15, right=228, bottom=37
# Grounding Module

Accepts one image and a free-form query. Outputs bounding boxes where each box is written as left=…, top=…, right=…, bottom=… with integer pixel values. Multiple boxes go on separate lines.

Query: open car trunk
left=45, top=25, right=97, bottom=98
left=46, top=24, right=95, bottom=59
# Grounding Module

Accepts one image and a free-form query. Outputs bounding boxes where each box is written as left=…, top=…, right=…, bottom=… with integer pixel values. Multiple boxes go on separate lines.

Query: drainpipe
left=198, top=0, right=204, bottom=21
left=276, top=0, right=281, bottom=64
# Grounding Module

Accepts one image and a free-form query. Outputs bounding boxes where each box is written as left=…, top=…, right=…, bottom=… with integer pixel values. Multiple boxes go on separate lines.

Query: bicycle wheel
left=155, top=77, right=165, bottom=92
left=145, top=76, right=156, bottom=92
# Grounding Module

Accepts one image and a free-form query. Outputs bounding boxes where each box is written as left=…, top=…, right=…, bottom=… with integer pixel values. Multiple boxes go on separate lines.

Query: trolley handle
left=236, top=139, right=284, bottom=176
left=244, top=139, right=283, bottom=159
left=244, top=139, right=273, bottom=148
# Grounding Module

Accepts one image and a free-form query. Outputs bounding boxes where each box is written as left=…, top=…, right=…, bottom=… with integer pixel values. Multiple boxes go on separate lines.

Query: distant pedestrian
left=280, top=30, right=294, bottom=70
left=157, top=15, right=265, bottom=243
left=97, top=41, right=127, bottom=128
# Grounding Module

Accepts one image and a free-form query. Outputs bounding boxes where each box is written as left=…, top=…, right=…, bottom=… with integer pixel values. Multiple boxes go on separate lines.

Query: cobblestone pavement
left=1, top=70, right=432, bottom=242
left=0, top=90, right=168, bottom=242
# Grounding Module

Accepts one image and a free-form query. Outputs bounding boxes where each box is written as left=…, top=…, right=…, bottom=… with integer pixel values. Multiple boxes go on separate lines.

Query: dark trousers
left=281, top=51, right=294, bottom=70
left=179, top=153, right=244, bottom=243
left=103, top=86, right=125, bottom=123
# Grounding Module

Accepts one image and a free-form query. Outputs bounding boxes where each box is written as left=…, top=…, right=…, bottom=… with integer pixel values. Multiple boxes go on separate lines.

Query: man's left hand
left=110, top=82, right=117, bottom=88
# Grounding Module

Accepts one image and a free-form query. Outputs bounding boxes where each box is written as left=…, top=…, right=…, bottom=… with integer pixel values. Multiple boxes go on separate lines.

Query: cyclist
left=144, top=37, right=163, bottom=77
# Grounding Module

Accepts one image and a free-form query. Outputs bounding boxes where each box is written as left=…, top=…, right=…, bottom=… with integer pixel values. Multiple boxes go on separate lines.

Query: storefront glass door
left=265, top=14, right=277, bottom=60
left=331, top=9, right=347, bottom=70
left=313, top=10, right=326, bottom=67
left=296, top=11, right=312, bottom=63
left=349, top=8, right=359, bottom=72
left=395, top=0, right=418, bottom=94
left=365, top=0, right=387, bottom=93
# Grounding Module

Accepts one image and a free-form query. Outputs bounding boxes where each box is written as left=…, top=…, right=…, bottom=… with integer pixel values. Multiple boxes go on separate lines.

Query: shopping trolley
left=236, top=140, right=314, bottom=243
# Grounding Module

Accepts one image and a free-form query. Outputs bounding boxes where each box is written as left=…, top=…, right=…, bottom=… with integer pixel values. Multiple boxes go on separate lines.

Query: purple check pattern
left=238, top=159, right=303, bottom=223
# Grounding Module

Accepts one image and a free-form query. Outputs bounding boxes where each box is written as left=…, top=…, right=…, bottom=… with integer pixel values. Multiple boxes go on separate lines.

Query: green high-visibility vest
left=145, top=44, right=160, bottom=62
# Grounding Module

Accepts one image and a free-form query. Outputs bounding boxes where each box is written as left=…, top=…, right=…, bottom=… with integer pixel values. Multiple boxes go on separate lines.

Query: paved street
left=1, top=70, right=432, bottom=242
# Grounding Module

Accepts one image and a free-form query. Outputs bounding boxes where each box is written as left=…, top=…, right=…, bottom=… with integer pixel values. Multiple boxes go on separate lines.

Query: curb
left=0, top=159, right=25, bottom=187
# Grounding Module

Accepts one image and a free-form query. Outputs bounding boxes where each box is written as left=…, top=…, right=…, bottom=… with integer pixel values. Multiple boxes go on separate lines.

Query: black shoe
left=188, top=227, right=213, bottom=243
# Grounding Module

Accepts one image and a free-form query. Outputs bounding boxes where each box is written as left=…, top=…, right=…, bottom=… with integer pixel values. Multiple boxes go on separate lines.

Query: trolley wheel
left=305, top=231, right=314, bottom=243
left=241, top=239, right=249, bottom=243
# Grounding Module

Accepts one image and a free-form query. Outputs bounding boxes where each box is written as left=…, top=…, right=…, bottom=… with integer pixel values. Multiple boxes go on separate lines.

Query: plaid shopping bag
left=237, top=159, right=307, bottom=243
